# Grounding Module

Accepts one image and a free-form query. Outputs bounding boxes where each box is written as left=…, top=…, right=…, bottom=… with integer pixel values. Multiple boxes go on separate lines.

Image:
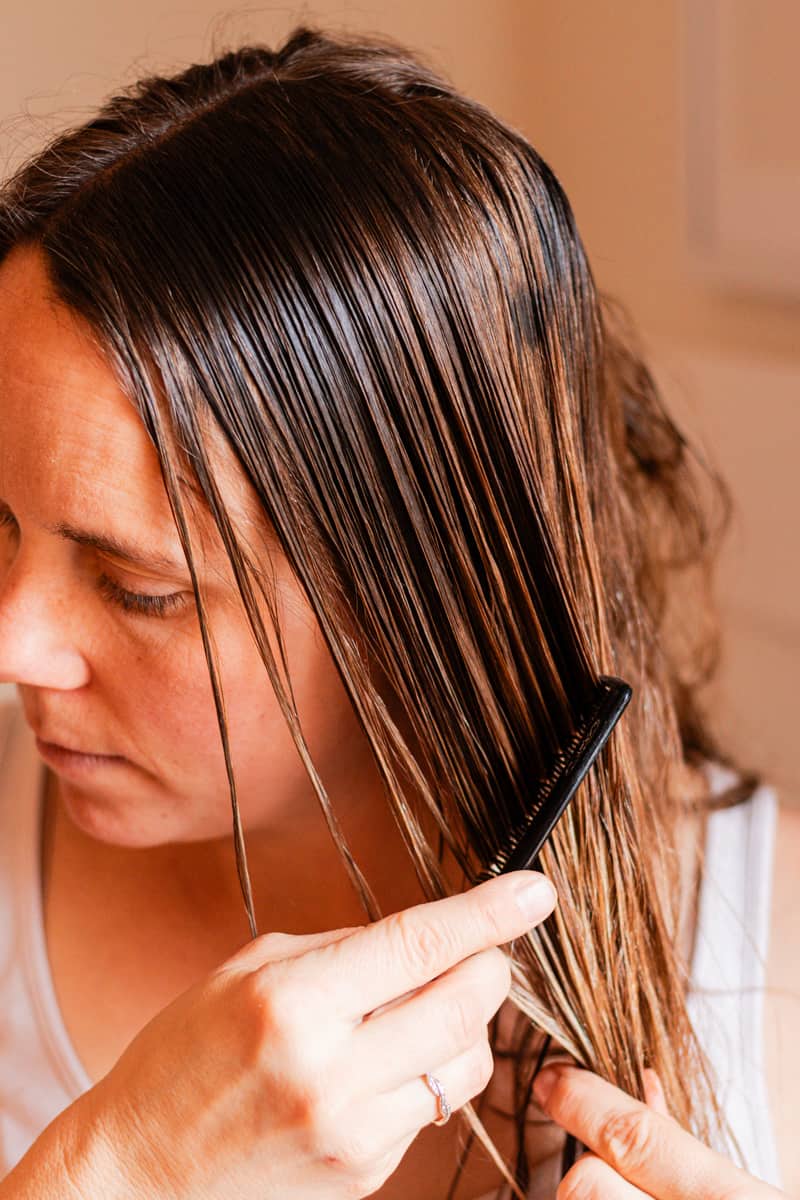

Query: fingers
left=557, top=1152, right=651, bottom=1199
left=300, top=1048, right=485, bottom=1196
left=354, top=945, right=510, bottom=1091
left=534, top=1064, right=781, bottom=1200
left=353, top=1036, right=496, bottom=1146
left=296, top=871, right=557, bottom=1020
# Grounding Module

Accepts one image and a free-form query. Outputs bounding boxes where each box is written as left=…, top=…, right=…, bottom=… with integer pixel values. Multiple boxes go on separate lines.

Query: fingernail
left=532, top=1065, right=561, bottom=1108
left=511, top=874, right=557, bottom=923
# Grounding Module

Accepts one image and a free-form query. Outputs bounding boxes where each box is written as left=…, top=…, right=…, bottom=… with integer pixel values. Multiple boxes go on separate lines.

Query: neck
left=43, top=762, right=452, bottom=946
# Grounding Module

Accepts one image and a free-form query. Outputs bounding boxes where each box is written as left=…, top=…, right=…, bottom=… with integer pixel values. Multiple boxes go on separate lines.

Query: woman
left=0, top=24, right=793, bottom=1199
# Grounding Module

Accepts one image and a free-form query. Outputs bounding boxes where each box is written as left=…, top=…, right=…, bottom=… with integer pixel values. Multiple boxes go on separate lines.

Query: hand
left=76, top=870, right=557, bottom=1199
left=533, top=1062, right=787, bottom=1198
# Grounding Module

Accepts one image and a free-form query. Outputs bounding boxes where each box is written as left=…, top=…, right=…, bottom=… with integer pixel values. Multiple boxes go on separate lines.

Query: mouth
left=34, top=736, right=127, bottom=774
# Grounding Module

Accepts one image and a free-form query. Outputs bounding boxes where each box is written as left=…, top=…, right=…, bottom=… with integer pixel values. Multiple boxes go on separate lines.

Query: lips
left=36, top=736, right=120, bottom=759
left=30, top=722, right=121, bottom=759
left=34, top=737, right=128, bottom=777
left=20, top=698, right=124, bottom=760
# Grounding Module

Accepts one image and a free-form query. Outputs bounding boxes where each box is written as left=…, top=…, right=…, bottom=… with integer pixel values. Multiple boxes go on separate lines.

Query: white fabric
left=0, top=700, right=92, bottom=1178
left=686, top=760, right=783, bottom=1188
left=0, top=695, right=784, bottom=1193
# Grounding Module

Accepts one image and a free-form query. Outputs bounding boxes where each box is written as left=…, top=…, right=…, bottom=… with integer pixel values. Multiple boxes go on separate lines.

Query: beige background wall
left=2, top=2, right=797, bottom=802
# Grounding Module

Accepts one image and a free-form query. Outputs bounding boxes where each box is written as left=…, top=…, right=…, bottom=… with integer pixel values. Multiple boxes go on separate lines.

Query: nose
left=0, top=558, right=91, bottom=690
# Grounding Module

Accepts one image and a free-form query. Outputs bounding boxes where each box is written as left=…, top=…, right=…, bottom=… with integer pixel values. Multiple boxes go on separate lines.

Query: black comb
left=477, top=675, right=632, bottom=881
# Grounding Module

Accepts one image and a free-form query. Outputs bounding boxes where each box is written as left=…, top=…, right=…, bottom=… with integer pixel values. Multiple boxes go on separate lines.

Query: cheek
left=210, top=603, right=364, bottom=814
left=108, top=606, right=304, bottom=798
left=95, top=588, right=364, bottom=829
left=213, top=622, right=319, bottom=790
left=101, top=624, right=227, bottom=775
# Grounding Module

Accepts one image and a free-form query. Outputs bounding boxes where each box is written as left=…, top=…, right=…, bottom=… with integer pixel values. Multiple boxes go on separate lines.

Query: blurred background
left=1, top=1, right=797, bottom=804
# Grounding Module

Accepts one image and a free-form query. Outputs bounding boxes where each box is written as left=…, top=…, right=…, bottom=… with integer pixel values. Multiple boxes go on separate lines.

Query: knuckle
left=221, top=929, right=289, bottom=970
left=252, top=929, right=299, bottom=959
left=482, top=945, right=512, bottom=1001
left=315, top=1123, right=379, bottom=1176
left=599, top=1107, right=660, bottom=1173
left=266, top=976, right=304, bottom=1031
left=467, top=1041, right=495, bottom=1094
left=234, top=970, right=277, bottom=1045
left=239, top=969, right=297, bottom=1033
left=391, top=910, right=454, bottom=978
left=480, top=898, right=513, bottom=947
left=235, top=970, right=312, bottom=1075
left=450, top=990, right=485, bottom=1047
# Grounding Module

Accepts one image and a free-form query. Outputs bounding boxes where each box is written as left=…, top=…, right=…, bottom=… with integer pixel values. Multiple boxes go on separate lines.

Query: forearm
left=0, top=1094, right=132, bottom=1199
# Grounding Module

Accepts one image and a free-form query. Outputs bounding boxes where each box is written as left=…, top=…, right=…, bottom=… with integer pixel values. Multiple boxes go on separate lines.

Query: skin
left=533, top=1065, right=786, bottom=1198
left=0, top=241, right=793, bottom=1199
left=0, top=240, right=442, bottom=940
left=0, top=240, right=549, bottom=1199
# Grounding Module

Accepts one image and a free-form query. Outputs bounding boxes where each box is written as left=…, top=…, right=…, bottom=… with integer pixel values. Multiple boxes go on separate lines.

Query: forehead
left=0, top=244, right=168, bottom=515
left=0, top=243, right=275, bottom=569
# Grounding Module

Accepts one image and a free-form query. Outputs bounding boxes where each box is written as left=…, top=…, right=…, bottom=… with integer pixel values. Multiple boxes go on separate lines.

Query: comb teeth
left=478, top=675, right=632, bottom=882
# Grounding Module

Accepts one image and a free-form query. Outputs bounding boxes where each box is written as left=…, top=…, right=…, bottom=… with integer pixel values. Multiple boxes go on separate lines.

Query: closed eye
left=0, top=503, right=190, bottom=619
left=96, top=572, right=189, bottom=618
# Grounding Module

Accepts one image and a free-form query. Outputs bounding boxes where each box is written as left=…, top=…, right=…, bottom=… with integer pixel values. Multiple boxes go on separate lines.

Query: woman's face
left=0, top=244, right=374, bottom=851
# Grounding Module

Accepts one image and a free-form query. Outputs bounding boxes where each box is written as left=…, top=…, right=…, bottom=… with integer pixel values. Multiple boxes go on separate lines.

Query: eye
left=0, top=507, right=19, bottom=565
left=97, top=572, right=189, bottom=619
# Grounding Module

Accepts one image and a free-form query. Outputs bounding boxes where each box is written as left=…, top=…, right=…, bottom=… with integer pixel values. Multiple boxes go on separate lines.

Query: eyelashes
left=96, top=572, right=189, bottom=619
left=0, top=509, right=189, bottom=620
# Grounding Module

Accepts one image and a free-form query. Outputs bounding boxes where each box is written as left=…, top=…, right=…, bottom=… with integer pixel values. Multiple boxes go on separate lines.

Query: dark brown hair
left=0, top=24, right=757, bottom=1195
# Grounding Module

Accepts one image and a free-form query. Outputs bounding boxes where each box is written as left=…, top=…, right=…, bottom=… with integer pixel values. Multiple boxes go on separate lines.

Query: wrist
left=59, top=1089, right=133, bottom=1198
left=0, top=1090, right=140, bottom=1200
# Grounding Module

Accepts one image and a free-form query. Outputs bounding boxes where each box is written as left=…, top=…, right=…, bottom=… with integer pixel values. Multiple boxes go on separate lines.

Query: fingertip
left=510, top=872, right=557, bottom=924
left=642, top=1067, right=670, bottom=1116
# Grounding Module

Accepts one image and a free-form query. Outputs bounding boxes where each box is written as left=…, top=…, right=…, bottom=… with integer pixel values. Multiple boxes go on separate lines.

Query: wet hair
left=0, top=24, right=756, bottom=1195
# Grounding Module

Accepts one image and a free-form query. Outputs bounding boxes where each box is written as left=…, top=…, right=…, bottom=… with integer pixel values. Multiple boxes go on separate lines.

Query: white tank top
left=686, top=760, right=783, bottom=1187
left=0, top=697, right=784, bottom=1193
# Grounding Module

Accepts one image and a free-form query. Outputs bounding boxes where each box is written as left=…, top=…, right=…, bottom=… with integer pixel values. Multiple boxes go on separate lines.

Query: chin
left=57, top=779, right=227, bottom=849
left=57, top=780, right=174, bottom=848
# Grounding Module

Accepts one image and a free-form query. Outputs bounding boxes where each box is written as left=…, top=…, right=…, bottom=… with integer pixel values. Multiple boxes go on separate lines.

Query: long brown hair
left=0, top=25, right=757, bottom=1195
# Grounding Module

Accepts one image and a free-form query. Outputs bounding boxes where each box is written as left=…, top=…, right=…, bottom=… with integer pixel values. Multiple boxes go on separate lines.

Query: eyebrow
left=49, top=521, right=188, bottom=573
left=0, top=499, right=188, bottom=573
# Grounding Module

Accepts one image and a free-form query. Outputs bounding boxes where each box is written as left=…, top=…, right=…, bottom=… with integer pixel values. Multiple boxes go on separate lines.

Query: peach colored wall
left=514, top=2, right=799, bottom=364
left=1, top=2, right=797, bottom=801
left=0, top=3, right=531, bottom=172
left=512, top=3, right=799, bottom=804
